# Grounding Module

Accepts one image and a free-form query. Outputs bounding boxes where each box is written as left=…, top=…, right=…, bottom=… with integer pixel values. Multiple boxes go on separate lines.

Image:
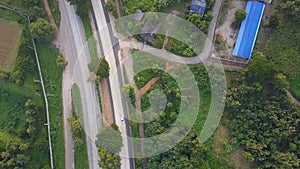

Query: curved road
left=112, top=0, right=224, bottom=65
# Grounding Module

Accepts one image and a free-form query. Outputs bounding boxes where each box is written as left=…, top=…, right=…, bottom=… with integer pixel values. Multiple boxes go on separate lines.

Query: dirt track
left=98, top=79, right=115, bottom=126
left=140, top=77, right=161, bottom=95
left=42, top=0, right=58, bottom=30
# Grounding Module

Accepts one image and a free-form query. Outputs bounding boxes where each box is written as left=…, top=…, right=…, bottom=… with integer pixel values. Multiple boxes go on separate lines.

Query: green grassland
left=72, top=84, right=84, bottom=123
left=36, top=43, right=65, bottom=168
left=71, top=84, right=89, bottom=169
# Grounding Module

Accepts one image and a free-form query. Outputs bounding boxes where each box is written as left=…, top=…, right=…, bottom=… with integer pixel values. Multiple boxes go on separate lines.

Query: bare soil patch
left=215, top=0, right=246, bottom=58
left=140, top=77, right=161, bottom=96
left=98, top=78, right=115, bottom=126
left=0, top=18, right=22, bottom=72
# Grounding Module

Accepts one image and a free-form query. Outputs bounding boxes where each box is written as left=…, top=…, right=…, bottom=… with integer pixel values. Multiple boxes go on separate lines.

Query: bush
left=30, top=18, right=55, bottom=42
left=105, top=0, right=117, bottom=17
left=56, top=55, right=68, bottom=69
left=96, top=59, right=110, bottom=79
left=234, top=9, right=246, bottom=23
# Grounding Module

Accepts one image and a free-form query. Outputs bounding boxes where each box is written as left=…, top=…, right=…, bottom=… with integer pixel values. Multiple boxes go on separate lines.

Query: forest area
left=224, top=0, right=300, bottom=168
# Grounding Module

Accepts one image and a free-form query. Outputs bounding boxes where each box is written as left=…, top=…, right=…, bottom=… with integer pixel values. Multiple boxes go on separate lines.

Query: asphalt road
left=58, top=0, right=102, bottom=168
left=90, top=0, right=133, bottom=168
left=57, top=0, right=224, bottom=168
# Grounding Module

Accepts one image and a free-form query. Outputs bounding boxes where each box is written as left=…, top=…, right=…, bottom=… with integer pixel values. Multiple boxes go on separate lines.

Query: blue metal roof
left=233, top=1, right=265, bottom=59
left=190, top=0, right=207, bottom=17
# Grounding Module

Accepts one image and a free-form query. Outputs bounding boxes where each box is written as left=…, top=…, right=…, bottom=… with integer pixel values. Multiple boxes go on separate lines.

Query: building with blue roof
left=233, top=1, right=265, bottom=60
left=190, top=0, right=207, bottom=18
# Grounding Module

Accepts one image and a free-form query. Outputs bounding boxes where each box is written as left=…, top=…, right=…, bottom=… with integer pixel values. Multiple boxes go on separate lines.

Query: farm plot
left=0, top=18, right=22, bottom=72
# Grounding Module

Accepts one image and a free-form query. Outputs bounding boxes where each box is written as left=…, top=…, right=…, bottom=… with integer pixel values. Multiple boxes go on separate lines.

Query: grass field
left=71, top=84, right=89, bottom=169
left=72, top=84, right=84, bottom=127
left=0, top=18, right=22, bottom=72
left=36, top=43, right=65, bottom=169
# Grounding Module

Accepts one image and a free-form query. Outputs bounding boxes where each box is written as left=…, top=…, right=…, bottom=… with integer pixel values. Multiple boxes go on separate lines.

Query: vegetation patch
left=0, top=1, right=65, bottom=168
left=128, top=51, right=226, bottom=168
left=48, top=0, right=61, bottom=26
left=225, top=52, right=300, bottom=168
left=0, top=18, right=22, bottom=72
left=289, top=74, right=300, bottom=101
left=36, top=43, right=65, bottom=168
left=69, top=86, right=89, bottom=169
left=263, top=4, right=300, bottom=100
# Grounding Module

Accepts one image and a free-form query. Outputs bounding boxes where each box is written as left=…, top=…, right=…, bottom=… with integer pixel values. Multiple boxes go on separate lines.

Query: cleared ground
left=215, top=0, right=245, bottom=59
left=0, top=18, right=22, bottom=72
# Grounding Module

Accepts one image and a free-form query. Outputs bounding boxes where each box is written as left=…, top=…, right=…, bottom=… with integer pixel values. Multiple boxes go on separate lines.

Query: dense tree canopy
left=280, top=0, right=300, bottom=21
left=96, top=125, right=123, bottom=169
left=234, top=9, right=246, bottom=23
left=246, top=52, right=277, bottom=84
left=226, top=82, right=300, bottom=168
left=146, top=128, right=211, bottom=169
left=0, top=141, right=30, bottom=169
left=98, top=148, right=121, bottom=169
left=96, top=126, right=123, bottom=154
left=96, top=59, right=110, bottom=79
left=30, top=18, right=55, bottom=42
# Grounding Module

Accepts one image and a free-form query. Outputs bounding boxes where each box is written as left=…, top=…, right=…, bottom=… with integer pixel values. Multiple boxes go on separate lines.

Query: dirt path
left=286, top=90, right=300, bottom=108
left=114, top=0, right=122, bottom=18
left=140, top=77, right=161, bottom=95
left=98, top=79, right=115, bottom=126
left=42, top=0, right=58, bottom=30
left=162, top=31, right=169, bottom=50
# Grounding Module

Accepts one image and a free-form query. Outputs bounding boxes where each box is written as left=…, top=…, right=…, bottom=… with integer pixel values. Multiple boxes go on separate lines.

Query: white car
left=121, top=117, right=125, bottom=124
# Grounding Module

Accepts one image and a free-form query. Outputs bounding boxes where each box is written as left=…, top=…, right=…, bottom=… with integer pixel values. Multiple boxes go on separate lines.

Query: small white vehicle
left=121, top=117, right=125, bottom=124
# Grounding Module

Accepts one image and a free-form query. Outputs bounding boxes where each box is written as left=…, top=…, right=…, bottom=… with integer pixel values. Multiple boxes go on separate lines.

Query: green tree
left=246, top=52, right=277, bottom=84
left=96, top=59, right=110, bottom=79
left=204, top=11, right=213, bottom=22
left=56, top=55, right=68, bottom=69
left=95, top=126, right=123, bottom=153
left=122, top=84, right=136, bottom=105
left=235, top=9, right=247, bottom=23
left=105, top=0, right=117, bottom=14
left=0, top=141, right=31, bottom=168
left=76, top=2, right=91, bottom=18
left=98, top=148, right=121, bottom=169
left=187, top=14, right=201, bottom=26
left=226, top=80, right=300, bottom=169
left=281, top=0, right=300, bottom=21
left=68, top=116, right=82, bottom=136
left=146, top=128, right=209, bottom=168
left=30, top=18, right=55, bottom=42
